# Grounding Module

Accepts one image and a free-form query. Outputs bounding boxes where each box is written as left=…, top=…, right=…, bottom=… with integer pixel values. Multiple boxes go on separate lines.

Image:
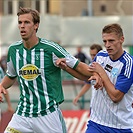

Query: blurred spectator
left=74, top=46, right=91, bottom=64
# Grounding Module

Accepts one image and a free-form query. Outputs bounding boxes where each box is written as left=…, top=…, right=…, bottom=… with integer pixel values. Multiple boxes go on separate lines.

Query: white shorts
left=4, top=108, right=67, bottom=133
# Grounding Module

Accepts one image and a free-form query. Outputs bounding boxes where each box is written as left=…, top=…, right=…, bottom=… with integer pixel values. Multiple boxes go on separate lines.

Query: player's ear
left=34, top=23, right=39, bottom=32
left=120, top=36, right=124, bottom=44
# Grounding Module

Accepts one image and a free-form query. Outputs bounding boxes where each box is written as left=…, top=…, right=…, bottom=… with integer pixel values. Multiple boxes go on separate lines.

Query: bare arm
left=64, top=65, right=90, bottom=81
left=4, top=90, right=14, bottom=112
left=99, top=72, right=124, bottom=103
left=75, top=62, right=93, bottom=77
left=0, top=75, right=16, bottom=102
left=1, top=75, right=16, bottom=89
left=56, top=58, right=103, bottom=89
left=56, top=58, right=89, bottom=81
left=73, top=83, right=91, bottom=105
left=89, top=62, right=124, bottom=103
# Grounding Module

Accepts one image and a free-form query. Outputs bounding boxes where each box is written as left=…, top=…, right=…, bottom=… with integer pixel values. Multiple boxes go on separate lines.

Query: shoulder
left=40, top=38, right=59, bottom=47
left=39, top=38, right=65, bottom=51
left=120, top=51, right=133, bottom=77
left=96, top=50, right=108, bottom=57
left=120, top=51, right=133, bottom=64
left=8, top=40, right=23, bottom=49
left=123, top=51, right=133, bottom=60
left=121, top=51, right=133, bottom=68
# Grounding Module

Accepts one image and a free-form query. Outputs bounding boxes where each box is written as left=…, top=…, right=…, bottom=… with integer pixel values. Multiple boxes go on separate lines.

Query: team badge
left=111, top=68, right=119, bottom=77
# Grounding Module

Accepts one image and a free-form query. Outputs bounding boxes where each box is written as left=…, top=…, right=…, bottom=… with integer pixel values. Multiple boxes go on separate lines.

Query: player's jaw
left=20, top=28, right=34, bottom=41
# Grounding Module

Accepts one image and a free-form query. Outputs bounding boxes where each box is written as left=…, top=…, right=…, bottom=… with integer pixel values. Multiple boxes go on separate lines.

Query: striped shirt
left=90, top=50, right=133, bottom=129
left=6, top=38, right=79, bottom=117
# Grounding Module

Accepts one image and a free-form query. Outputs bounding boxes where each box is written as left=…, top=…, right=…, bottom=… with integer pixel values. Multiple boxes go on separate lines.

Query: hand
left=73, top=96, right=80, bottom=106
left=88, top=73, right=103, bottom=90
left=88, top=62, right=105, bottom=75
left=0, top=84, right=7, bottom=102
left=56, top=58, right=67, bottom=70
left=7, top=106, right=14, bottom=112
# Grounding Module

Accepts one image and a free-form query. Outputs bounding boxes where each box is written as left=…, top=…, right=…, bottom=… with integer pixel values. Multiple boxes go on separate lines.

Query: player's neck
left=23, top=37, right=39, bottom=49
left=110, top=49, right=124, bottom=60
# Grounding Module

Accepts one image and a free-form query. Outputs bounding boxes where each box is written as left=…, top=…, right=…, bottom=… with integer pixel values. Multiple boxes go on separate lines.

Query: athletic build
left=87, top=24, right=133, bottom=133
left=0, top=8, right=102, bottom=133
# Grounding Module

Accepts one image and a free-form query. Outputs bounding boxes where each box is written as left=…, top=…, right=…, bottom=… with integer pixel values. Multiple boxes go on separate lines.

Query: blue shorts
left=85, top=120, right=133, bottom=133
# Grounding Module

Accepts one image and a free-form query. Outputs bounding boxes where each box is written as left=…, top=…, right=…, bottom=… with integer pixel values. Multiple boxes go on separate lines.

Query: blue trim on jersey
left=86, top=120, right=133, bottom=133
left=93, top=50, right=108, bottom=62
left=114, top=52, right=133, bottom=93
left=94, top=50, right=133, bottom=94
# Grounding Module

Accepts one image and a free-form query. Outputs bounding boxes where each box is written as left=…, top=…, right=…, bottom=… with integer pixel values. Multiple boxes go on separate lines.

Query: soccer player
left=73, top=44, right=103, bottom=112
left=0, top=7, right=102, bottom=133
left=86, top=23, right=133, bottom=133
left=56, top=23, right=133, bottom=133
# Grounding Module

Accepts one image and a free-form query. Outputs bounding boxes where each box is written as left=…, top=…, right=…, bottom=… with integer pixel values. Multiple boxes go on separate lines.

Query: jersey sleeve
left=52, top=43, right=79, bottom=69
left=115, top=60, right=133, bottom=93
left=6, top=47, right=17, bottom=78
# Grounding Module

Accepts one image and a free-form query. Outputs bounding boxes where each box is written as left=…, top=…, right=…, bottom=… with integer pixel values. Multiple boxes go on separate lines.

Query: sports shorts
left=85, top=120, right=133, bottom=133
left=4, top=108, right=67, bottom=133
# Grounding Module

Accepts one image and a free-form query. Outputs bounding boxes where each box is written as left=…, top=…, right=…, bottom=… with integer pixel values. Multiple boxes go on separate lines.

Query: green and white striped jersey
left=6, top=38, right=79, bottom=117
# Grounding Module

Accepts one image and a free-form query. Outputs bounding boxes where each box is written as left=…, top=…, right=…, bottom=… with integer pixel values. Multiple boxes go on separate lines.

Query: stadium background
left=0, top=0, right=133, bottom=132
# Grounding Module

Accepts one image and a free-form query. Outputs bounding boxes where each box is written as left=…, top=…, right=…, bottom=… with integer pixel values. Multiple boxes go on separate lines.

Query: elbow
left=108, top=89, right=124, bottom=103
left=111, top=98, right=119, bottom=103
left=111, top=96, right=123, bottom=103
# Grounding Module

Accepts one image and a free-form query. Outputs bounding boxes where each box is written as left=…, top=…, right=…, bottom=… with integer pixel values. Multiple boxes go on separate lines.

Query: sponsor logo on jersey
left=19, top=64, right=41, bottom=81
left=105, top=64, right=118, bottom=77
left=105, top=64, right=113, bottom=72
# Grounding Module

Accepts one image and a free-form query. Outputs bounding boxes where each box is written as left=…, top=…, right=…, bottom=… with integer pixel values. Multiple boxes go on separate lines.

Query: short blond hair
left=102, top=23, right=123, bottom=37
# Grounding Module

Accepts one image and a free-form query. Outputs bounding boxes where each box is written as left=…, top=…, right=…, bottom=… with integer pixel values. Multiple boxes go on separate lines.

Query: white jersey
left=90, top=50, right=133, bottom=129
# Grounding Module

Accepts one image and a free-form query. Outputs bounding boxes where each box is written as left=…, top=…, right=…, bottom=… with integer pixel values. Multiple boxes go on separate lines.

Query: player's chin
left=21, top=36, right=29, bottom=41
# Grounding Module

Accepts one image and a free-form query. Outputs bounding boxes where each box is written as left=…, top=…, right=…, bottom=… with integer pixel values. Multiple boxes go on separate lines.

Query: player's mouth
left=20, top=31, right=26, bottom=36
left=107, top=49, right=113, bottom=53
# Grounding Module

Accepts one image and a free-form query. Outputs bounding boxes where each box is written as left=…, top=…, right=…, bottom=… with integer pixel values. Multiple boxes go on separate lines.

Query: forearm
left=4, top=91, right=12, bottom=106
left=65, top=66, right=89, bottom=81
left=75, top=62, right=93, bottom=77
left=0, top=75, right=16, bottom=89
left=99, top=73, right=124, bottom=103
